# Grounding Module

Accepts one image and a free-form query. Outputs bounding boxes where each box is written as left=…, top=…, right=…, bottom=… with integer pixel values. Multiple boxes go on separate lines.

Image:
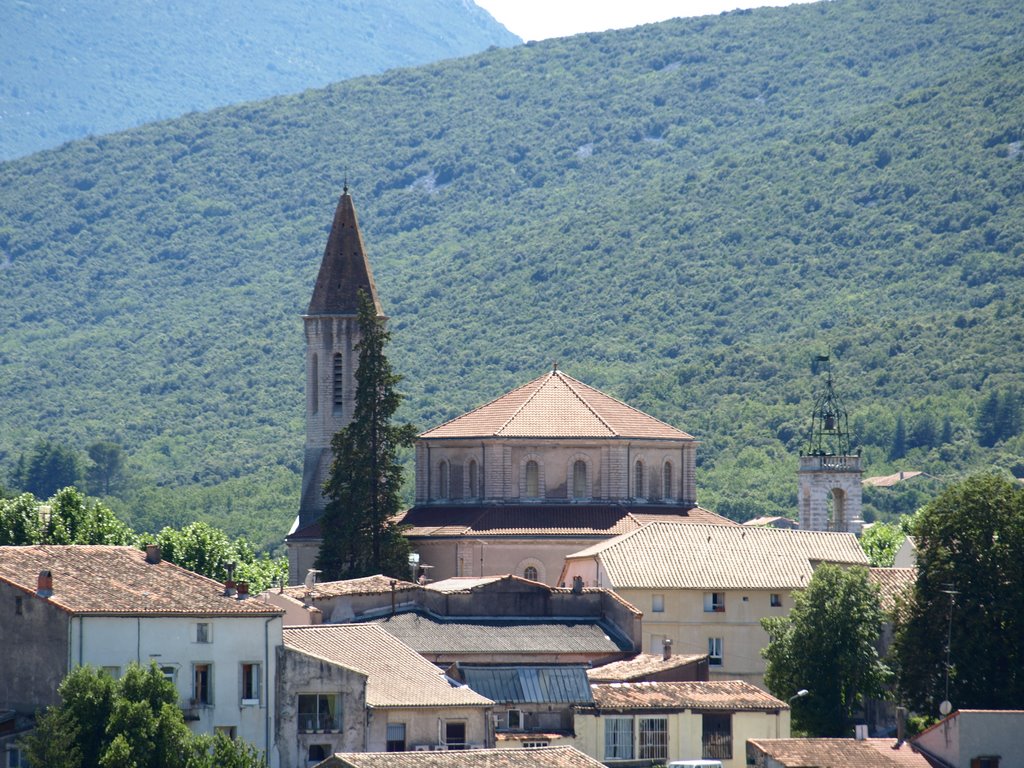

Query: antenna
left=939, top=583, right=959, bottom=714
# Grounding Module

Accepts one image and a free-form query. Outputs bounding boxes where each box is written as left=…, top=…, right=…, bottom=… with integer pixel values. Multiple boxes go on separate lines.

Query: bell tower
left=297, top=186, right=383, bottom=530
left=798, top=354, right=863, bottom=533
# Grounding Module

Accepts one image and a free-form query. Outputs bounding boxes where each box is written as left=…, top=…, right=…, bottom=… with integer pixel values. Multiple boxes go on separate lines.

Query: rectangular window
left=507, top=709, right=524, bottom=730
left=386, top=723, right=407, bottom=752
left=652, top=594, right=665, bottom=612
left=196, top=622, right=211, bottom=643
left=101, top=666, right=121, bottom=679
left=704, top=592, right=725, bottom=612
left=160, top=665, right=177, bottom=683
left=708, top=637, right=723, bottom=666
left=445, top=721, right=467, bottom=750
left=241, top=663, right=261, bottom=703
left=604, top=716, right=634, bottom=760
left=522, top=741, right=549, bottom=749
left=771, top=593, right=783, bottom=607
left=972, top=759, right=1000, bottom=768
left=702, top=713, right=732, bottom=760
left=214, top=726, right=236, bottom=740
left=639, top=717, right=668, bottom=760
left=298, top=694, right=341, bottom=733
left=7, top=748, right=28, bottom=768
left=193, top=663, right=212, bottom=705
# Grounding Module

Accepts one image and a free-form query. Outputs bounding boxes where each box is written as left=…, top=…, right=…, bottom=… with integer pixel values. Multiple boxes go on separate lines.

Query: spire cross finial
left=552, top=360, right=558, bottom=372
left=343, top=173, right=348, bottom=195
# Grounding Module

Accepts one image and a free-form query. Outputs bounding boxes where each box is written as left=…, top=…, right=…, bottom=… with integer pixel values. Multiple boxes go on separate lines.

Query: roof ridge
left=557, top=370, right=693, bottom=438
left=556, top=370, right=618, bottom=435
left=419, top=375, right=544, bottom=437
left=497, top=369, right=556, bottom=434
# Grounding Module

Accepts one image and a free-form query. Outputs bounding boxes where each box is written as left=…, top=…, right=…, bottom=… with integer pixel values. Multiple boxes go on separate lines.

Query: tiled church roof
left=306, top=189, right=382, bottom=316
left=420, top=369, right=693, bottom=440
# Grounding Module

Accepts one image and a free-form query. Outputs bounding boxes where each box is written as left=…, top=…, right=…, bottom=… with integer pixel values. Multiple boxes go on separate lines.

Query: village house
left=314, top=745, right=607, bottom=768
left=559, top=522, right=868, bottom=686
left=911, top=709, right=1024, bottom=768
left=586, top=642, right=710, bottom=684
left=573, top=680, right=789, bottom=767
left=0, top=545, right=284, bottom=766
left=746, top=737, right=930, bottom=768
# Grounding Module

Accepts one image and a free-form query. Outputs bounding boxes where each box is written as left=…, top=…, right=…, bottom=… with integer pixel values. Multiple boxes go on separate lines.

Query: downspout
left=78, top=616, right=84, bottom=666
left=264, top=616, right=273, bottom=764
left=627, top=444, right=631, bottom=498
left=137, top=617, right=141, bottom=663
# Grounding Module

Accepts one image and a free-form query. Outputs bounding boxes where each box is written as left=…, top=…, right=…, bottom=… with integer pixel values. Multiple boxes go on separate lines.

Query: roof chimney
left=662, top=638, right=673, bottom=661
left=855, top=723, right=868, bottom=740
left=572, top=575, right=584, bottom=594
left=223, top=579, right=237, bottom=597
left=37, top=570, right=53, bottom=598
left=236, top=581, right=249, bottom=600
left=145, top=544, right=162, bottom=564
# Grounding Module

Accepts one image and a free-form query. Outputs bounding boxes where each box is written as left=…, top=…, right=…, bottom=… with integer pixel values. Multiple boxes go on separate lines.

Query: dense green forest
left=1, top=0, right=1022, bottom=551
left=0, top=0, right=518, bottom=160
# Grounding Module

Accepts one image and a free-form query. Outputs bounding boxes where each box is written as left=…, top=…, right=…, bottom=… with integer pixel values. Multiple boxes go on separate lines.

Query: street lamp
left=789, top=689, right=809, bottom=704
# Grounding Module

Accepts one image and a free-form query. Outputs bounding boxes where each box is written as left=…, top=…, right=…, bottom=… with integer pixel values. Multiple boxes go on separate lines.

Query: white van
left=667, top=761, right=725, bottom=768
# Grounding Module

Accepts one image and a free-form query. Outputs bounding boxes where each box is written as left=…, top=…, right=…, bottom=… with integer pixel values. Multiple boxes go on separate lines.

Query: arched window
left=467, top=459, right=479, bottom=499
left=525, top=460, right=539, bottom=498
left=663, top=462, right=673, bottom=500
left=524, top=566, right=538, bottom=581
left=573, top=460, right=588, bottom=499
left=438, top=460, right=450, bottom=500
left=634, top=460, right=645, bottom=499
left=310, top=354, right=319, bottom=414
left=332, top=353, right=344, bottom=414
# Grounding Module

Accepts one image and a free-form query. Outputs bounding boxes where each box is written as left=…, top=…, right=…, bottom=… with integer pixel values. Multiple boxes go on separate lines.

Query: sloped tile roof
left=420, top=370, right=693, bottom=440
left=364, top=611, right=631, bottom=655
left=399, top=504, right=735, bottom=538
left=587, top=680, right=786, bottom=712
left=566, top=522, right=868, bottom=590
left=0, top=545, right=282, bottom=616
left=459, top=665, right=593, bottom=704
left=868, top=568, right=916, bottom=613
left=283, top=624, right=491, bottom=708
left=587, top=652, right=708, bottom=682
left=283, top=574, right=420, bottom=600
left=747, top=738, right=931, bottom=767
left=319, top=746, right=605, bottom=768
left=306, top=190, right=382, bottom=316
left=863, top=471, right=924, bottom=487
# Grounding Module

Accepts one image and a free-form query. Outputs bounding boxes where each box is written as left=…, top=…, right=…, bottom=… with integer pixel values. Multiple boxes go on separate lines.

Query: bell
left=824, top=413, right=836, bottom=431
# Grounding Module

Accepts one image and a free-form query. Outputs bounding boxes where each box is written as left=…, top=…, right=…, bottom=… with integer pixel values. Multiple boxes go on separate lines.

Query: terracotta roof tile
left=0, top=545, right=282, bottom=616
left=420, top=370, right=693, bottom=440
left=283, top=574, right=420, bottom=600
left=868, top=568, right=916, bottom=613
left=319, top=746, right=605, bottom=767
left=747, top=738, right=932, bottom=767
left=863, top=471, right=924, bottom=487
left=587, top=652, right=708, bottom=682
left=284, top=624, right=492, bottom=708
left=566, top=523, right=868, bottom=590
left=588, top=680, right=786, bottom=711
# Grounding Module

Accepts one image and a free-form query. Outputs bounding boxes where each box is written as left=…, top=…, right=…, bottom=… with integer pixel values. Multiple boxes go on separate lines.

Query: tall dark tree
left=19, top=440, right=82, bottom=499
left=761, top=564, right=889, bottom=736
left=316, top=290, right=417, bottom=581
left=893, top=474, right=1024, bottom=713
left=890, top=414, right=907, bottom=460
left=86, top=440, right=125, bottom=495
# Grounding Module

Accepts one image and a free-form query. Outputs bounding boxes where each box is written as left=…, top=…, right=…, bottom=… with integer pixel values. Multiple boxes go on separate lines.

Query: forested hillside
left=0, top=0, right=519, bottom=160
left=1, top=0, right=1022, bottom=550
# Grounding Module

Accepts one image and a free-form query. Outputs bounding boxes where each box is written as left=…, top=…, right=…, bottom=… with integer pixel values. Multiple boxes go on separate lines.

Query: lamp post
left=789, top=689, right=809, bottom=704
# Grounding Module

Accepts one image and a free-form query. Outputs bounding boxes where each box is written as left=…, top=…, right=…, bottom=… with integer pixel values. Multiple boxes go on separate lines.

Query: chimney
left=662, top=638, right=673, bottom=661
left=145, top=544, right=162, bottom=564
left=223, top=580, right=237, bottom=597
left=236, top=581, right=249, bottom=599
left=572, top=575, right=584, bottom=594
left=37, top=570, right=53, bottom=598
left=896, top=706, right=907, bottom=744
left=855, top=723, right=868, bottom=740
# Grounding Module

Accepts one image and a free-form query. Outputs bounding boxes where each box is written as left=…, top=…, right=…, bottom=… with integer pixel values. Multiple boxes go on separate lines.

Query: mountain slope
left=0, top=0, right=519, bottom=160
left=1, top=0, right=1022, bottom=548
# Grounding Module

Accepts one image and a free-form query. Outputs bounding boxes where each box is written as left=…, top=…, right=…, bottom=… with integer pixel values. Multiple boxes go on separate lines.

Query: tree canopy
left=317, top=291, right=417, bottom=581
left=762, top=564, right=889, bottom=736
left=893, top=474, right=1024, bottom=713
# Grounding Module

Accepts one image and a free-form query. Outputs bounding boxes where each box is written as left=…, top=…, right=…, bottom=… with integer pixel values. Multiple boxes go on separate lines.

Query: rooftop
left=0, top=545, right=281, bottom=616
left=565, top=522, right=868, bottom=590
left=420, top=369, right=694, bottom=441
left=867, top=567, right=916, bottom=613
left=457, top=664, right=593, bottom=704
left=283, top=624, right=492, bottom=708
left=587, top=652, right=708, bottom=682
left=317, top=746, right=605, bottom=768
left=283, top=574, right=420, bottom=600
left=863, top=471, right=924, bottom=487
left=587, top=680, right=787, bottom=712
left=747, top=738, right=931, bottom=768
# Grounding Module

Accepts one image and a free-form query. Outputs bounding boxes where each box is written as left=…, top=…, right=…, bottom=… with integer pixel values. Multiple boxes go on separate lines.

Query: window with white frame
left=704, top=592, right=725, bottom=612
left=298, top=694, right=341, bottom=733
left=196, top=622, right=211, bottom=643
left=639, top=717, right=668, bottom=760
left=652, top=594, right=665, bottom=612
left=6, top=747, right=28, bottom=768
left=160, top=665, right=177, bottom=683
left=708, top=637, right=723, bottom=666
left=523, top=566, right=538, bottom=581
left=241, top=662, right=260, bottom=703
left=604, top=716, right=634, bottom=760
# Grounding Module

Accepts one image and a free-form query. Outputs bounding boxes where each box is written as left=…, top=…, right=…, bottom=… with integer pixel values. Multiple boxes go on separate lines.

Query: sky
left=475, top=0, right=818, bottom=41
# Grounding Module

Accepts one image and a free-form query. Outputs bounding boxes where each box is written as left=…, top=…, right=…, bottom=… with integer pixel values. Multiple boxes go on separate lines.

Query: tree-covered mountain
left=0, top=0, right=519, bottom=160
left=1, top=0, right=1022, bottom=550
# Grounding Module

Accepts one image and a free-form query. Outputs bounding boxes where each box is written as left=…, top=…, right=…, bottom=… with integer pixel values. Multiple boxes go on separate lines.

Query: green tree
left=317, top=290, right=417, bottom=581
left=19, top=440, right=83, bottom=499
left=86, top=440, right=125, bottom=496
left=761, top=564, right=889, bottom=736
left=893, top=474, right=1024, bottom=712
left=152, top=521, right=286, bottom=593
left=0, top=493, right=42, bottom=545
left=890, top=414, right=907, bottom=460
left=859, top=520, right=904, bottom=567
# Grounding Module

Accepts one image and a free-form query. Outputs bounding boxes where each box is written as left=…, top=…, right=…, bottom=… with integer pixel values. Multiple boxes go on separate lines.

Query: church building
left=286, top=189, right=734, bottom=585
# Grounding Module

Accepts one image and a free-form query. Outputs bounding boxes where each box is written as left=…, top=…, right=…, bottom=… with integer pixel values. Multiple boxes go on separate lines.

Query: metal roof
left=459, top=665, right=594, bottom=705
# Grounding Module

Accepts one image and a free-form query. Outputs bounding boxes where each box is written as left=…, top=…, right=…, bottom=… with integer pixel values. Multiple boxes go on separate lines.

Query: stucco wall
left=367, top=706, right=491, bottom=751
left=0, top=581, right=69, bottom=713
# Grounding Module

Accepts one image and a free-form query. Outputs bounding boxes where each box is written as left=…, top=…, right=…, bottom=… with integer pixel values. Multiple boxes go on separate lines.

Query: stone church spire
left=296, top=188, right=382, bottom=532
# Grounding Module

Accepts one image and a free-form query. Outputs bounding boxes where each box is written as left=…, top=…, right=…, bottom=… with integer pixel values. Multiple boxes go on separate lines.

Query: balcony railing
left=799, top=454, right=861, bottom=472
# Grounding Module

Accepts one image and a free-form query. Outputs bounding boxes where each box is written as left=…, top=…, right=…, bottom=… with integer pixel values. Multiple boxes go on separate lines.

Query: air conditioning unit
left=412, top=745, right=431, bottom=752
left=432, top=745, right=449, bottom=751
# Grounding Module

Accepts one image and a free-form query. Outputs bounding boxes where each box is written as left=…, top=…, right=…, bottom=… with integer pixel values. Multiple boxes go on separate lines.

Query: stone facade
left=797, top=454, right=863, bottom=533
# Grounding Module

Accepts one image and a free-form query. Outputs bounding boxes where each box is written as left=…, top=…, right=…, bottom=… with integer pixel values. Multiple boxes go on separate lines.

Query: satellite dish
left=939, top=700, right=952, bottom=716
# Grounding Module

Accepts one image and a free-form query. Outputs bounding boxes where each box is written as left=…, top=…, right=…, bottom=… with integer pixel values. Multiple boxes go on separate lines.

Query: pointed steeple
left=307, top=188, right=382, bottom=316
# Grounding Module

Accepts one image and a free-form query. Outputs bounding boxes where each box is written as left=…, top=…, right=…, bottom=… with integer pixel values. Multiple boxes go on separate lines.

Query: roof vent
left=572, top=575, right=584, bottom=594
left=37, top=570, right=53, bottom=598
left=662, top=638, right=673, bottom=661
left=145, top=544, right=162, bottom=564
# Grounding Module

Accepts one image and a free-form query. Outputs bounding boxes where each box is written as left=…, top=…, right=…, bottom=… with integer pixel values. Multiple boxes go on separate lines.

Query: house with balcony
left=0, top=545, right=284, bottom=766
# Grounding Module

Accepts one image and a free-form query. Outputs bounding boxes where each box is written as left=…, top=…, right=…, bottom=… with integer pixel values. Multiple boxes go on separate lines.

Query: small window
left=525, top=460, right=539, bottom=498
left=438, top=460, right=450, bottom=499
left=241, top=662, right=261, bottom=703
left=332, top=353, right=344, bottom=414
left=196, top=622, right=211, bottom=643
left=573, top=459, right=588, bottom=499
left=15, top=596, right=23, bottom=615
left=771, top=593, right=782, bottom=607
left=444, top=721, right=467, bottom=750
left=704, top=592, right=725, bottom=612
left=468, top=459, right=478, bottom=499
left=708, top=638, right=723, bottom=666
left=507, top=709, right=524, bottom=729
left=522, top=741, right=550, bottom=749
left=160, top=665, right=177, bottom=683
left=193, top=663, right=212, bottom=705
left=652, top=594, right=665, bottom=613
left=663, top=462, right=673, bottom=500
left=634, top=461, right=645, bottom=498
left=523, top=566, right=538, bottom=581
left=972, top=759, right=1000, bottom=768
left=604, top=716, right=634, bottom=760
left=311, top=354, right=319, bottom=415
left=307, top=745, right=329, bottom=763
left=639, top=717, right=668, bottom=760
left=386, top=723, right=406, bottom=752
left=298, top=694, right=340, bottom=733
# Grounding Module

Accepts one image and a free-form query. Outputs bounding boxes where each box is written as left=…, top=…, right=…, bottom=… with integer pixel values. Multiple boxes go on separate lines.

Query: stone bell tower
left=297, top=186, right=383, bottom=530
left=798, top=354, right=863, bottom=533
